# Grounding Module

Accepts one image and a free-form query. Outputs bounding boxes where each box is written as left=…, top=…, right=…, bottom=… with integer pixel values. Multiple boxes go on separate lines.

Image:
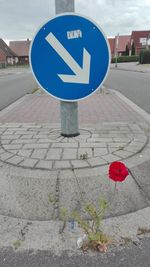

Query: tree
left=131, top=42, right=135, bottom=55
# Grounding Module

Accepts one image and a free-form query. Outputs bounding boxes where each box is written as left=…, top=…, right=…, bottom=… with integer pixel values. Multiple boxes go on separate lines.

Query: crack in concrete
left=52, top=171, right=60, bottom=220
left=19, top=222, right=32, bottom=241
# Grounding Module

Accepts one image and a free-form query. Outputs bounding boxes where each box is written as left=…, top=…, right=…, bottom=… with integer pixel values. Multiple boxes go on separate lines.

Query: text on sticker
left=67, top=30, right=82, bottom=39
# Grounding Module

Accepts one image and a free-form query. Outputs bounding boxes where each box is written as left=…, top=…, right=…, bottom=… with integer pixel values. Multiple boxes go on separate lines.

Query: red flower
left=109, top=161, right=129, bottom=182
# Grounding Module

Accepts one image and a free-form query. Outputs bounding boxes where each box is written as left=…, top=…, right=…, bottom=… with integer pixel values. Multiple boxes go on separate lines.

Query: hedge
left=111, top=55, right=139, bottom=63
left=0, top=62, right=6, bottom=69
left=139, top=49, right=150, bottom=64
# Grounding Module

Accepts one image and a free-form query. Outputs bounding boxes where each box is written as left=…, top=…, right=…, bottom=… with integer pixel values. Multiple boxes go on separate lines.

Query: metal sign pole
left=55, top=0, right=79, bottom=137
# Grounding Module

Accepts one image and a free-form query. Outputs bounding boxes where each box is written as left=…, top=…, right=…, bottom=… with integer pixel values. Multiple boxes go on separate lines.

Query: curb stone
left=0, top=95, right=28, bottom=117
left=0, top=207, right=150, bottom=255
left=112, top=89, right=150, bottom=124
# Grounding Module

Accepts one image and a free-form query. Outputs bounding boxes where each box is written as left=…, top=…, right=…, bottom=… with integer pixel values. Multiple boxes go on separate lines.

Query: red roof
left=9, top=39, right=31, bottom=57
left=108, top=35, right=131, bottom=55
left=117, top=35, right=131, bottom=52
left=0, top=48, right=6, bottom=62
left=130, top=30, right=150, bottom=49
left=0, top=39, right=17, bottom=63
left=108, top=38, right=115, bottom=55
left=0, top=38, right=17, bottom=57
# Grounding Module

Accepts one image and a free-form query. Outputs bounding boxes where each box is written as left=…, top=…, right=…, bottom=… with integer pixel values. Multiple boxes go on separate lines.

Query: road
left=0, top=67, right=150, bottom=115
left=0, top=68, right=37, bottom=110
left=104, top=69, right=150, bottom=114
left=0, top=237, right=150, bottom=267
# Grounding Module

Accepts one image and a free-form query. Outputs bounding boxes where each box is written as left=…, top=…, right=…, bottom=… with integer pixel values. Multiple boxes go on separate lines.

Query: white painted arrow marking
left=45, top=33, right=91, bottom=84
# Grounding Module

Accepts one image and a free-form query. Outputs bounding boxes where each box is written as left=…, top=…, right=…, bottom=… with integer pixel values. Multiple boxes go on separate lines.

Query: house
left=130, top=30, right=150, bottom=55
left=0, top=38, right=18, bottom=67
left=9, top=39, right=31, bottom=64
left=108, top=35, right=131, bottom=57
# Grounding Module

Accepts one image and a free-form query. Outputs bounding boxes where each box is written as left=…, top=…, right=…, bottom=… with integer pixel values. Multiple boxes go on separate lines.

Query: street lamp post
left=55, top=0, right=79, bottom=137
left=115, top=33, right=119, bottom=68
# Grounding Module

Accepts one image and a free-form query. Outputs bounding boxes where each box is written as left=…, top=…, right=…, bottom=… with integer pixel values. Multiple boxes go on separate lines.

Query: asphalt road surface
left=1, top=67, right=149, bottom=115
left=0, top=237, right=150, bottom=267
left=105, top=69, right=150, bottom=114
left=0, top=68, right=37, bottom=111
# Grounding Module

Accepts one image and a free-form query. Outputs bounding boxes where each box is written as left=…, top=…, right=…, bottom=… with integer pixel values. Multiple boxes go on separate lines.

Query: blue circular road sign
left=30, top=13, right=110, bottom=102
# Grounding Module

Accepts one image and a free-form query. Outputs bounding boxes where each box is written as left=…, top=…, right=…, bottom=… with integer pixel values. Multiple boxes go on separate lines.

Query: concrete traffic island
left=0, top=122, right=149, bottom=223
left=0, top=89, right=150, bottom=255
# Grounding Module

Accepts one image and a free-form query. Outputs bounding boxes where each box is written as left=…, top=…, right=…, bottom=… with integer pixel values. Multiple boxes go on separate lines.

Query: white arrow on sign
left=45, top=33, right=91, bottom=84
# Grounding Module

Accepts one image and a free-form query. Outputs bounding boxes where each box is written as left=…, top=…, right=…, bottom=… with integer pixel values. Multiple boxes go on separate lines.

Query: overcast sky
left=0, top=0, right=150, bottom=41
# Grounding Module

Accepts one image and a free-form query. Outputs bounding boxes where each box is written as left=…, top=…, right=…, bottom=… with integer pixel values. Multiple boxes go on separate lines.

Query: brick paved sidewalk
left=0, top=90, right=147, bottom=124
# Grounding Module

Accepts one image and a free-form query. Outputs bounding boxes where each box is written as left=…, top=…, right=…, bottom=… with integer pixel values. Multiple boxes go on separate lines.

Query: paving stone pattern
left=0, top=91, right=146, bottom=123
left=0, top=123, right=147, bottom=170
